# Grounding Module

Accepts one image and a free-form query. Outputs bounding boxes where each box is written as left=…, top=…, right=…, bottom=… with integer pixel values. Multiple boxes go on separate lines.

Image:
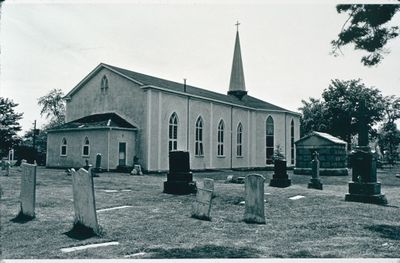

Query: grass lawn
left=1, top=166, right=400, bottom=259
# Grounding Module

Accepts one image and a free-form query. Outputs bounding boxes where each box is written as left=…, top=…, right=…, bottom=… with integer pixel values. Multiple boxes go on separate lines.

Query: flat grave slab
left=60, top=241, right=119, bottom=253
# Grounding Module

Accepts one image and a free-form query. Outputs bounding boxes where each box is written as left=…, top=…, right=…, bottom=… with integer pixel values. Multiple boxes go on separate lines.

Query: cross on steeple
left=235, top=21, right=240, bottom=32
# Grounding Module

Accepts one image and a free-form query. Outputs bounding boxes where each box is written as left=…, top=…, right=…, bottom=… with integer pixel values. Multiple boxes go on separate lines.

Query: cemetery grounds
left=1, top=166, right=400, bottom=259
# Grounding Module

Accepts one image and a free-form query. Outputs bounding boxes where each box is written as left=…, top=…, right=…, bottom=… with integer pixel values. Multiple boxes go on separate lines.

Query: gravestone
left=191, top=188, right=213, bottom=221
left=94, top=153, right=102, bottom=173
left=70, top=168, right=100, bottom=237
left=203, top=178, right=214, bottom=192
left=244, top=174, right=266, bottom=224
left=345, top=99, right=387, bottom=205
left=131, top=164, right=143, bottom=175
left=308, top=151, right=323, bottom=190
left=163, top=151, right=196, bottom=194
left=13, top=162, right=37, bottom=221
left=269, top=159, right=291, bottom=188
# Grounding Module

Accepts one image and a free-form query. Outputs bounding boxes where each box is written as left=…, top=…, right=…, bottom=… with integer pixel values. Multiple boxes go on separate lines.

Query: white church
left=46, top=29, right=301, bottom=172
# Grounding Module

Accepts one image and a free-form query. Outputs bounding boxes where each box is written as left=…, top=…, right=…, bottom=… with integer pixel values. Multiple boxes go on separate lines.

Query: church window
left=195, top=117, right=204, bottom=156
left=169, top=113, right=178, bottom=152
left=237, top=123, right=243, bottom=157
left=60, top=138, right=67, bottom=156
left=101, top=75, right=108, bottom=91
left=266, top=116, right=274, bottom=164
left=217, top=120, right=224, bottom=156
left=291, top=119, right=295, bottom=165
left=82, top=137, right=90, bottom=156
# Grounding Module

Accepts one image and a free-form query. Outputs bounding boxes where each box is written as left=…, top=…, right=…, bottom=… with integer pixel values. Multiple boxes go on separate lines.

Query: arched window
left=82, top=137, right=90, bottom=156
left=60, top=138, right=67, bottom=156
left=101, top=75, right=108, bottom=90
left=266, top=116, right=274, bottom=164
left=237, top=123, right=243, bottom=157
left=195, top=117, right=204, bottom=156
left=169, top=113, right=178, bottom=152
left=291, top=119, right=295, bottom=165
left=217, top=120, right=224, bottom=156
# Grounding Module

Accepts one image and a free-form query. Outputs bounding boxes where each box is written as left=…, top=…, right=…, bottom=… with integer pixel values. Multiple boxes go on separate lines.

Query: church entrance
left=119, top=142, right=126, bottom=166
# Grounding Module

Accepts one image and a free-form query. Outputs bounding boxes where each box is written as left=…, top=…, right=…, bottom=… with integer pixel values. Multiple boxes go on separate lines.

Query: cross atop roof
left=235, top=21, right=240, bottom=32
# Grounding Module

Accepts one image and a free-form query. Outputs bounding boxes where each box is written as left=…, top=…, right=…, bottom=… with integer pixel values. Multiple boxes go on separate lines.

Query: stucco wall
left=66, top=67, right=145, bottom=164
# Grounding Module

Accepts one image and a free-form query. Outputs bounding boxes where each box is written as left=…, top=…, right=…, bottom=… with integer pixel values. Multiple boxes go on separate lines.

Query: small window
left=101, top=75, right=108, bottom=90
left=169, top=113, right=178, bottom=152
left=195, top=117, right=204, bottom=156
left=237, top=123, right=243, bottom=157
left=217, top=120, right=224, bottom=156
left=60, top=138, right=67, bottom=156
left=82, top=137, right=90, bottom=156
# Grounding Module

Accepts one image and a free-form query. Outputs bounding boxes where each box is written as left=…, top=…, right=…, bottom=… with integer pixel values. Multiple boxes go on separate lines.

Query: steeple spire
left=228, top=21, right=247, bottom=99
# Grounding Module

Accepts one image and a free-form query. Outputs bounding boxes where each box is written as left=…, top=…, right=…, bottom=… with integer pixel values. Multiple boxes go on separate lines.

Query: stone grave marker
left=163, top=151, right=196, bottom=194
left=269, top=159, right=291, bottom=188
left=345, top=99, right=387, bottom=205
left=244, top=174, right=266, bottom=224
left=191, top=188, right=213, bottom=221
left=94, top=153, right=102, bottom=173
left=308, top=151, right=323, bottom=190
left=17, top=162, right=37, bottom=220
left=68, top=168, right=100, bottom=237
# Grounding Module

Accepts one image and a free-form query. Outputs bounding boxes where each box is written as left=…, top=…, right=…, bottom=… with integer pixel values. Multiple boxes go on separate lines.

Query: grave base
left=269, top=178, right=291, bottom=188
left=163, top=181, right=197, bottom=195
left=308, top=178, right=323, bottom=190
left=64, top=222, right=99, bottom=240
left=244, top=216, right=266, bottom=224
left=345, top=193, right=387, bottom=205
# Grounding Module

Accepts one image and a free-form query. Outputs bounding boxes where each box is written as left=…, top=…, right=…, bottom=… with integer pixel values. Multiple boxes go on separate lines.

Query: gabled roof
left=295, top=131, right=347, bottom=145
left=66, top=63, right=300, bottom=115
left=47, top=112, right=136, bottom=132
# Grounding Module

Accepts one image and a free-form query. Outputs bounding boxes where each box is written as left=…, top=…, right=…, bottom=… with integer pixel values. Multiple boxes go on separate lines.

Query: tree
left=383, top=95, right=400, bottom=124
left=299, top=79, right=386, bottom=148
left=37, top=89, right=66, bottom=128
left=331, top=4, right=400, bottom=66
left=299, top=98, right=330, bottom=137
left=378, top=122, right=400, bottom=164
left=0, top=97, right=23, bottom=157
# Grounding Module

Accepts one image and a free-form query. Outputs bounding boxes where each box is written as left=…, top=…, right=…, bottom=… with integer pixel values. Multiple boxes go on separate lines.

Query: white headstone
left=203, top=178, right=214, bottom=192
left=71, top=168, right=99, bottom=233
left=20, top=163, right=37, bottom=217
left=244, top=174, right=266, bottom=224
left=191, top=188, right=213, bottom=220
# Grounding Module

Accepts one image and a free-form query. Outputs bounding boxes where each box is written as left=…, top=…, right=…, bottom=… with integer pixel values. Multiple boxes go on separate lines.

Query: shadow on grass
left=365, top=224, right=400, bottom=240
left=10, top=211, right=35, bottom=224
left=63, top=222, right=101, bottom=240
left=146, top=244, right=260, bottom=258
left=271, top=250, right=340, bottom=258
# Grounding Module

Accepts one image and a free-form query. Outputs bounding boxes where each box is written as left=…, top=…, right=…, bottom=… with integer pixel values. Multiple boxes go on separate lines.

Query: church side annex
left=46, top=28, right=300, bottom=172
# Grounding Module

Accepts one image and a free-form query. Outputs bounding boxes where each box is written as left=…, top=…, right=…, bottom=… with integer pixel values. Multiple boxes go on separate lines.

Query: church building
left=46, top=28, right=301, bottom=172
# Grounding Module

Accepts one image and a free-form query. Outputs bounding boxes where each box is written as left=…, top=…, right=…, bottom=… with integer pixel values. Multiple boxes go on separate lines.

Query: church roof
left=98, top=63, right=298, bottom=115
left=47, top=112, right=136, bottom=132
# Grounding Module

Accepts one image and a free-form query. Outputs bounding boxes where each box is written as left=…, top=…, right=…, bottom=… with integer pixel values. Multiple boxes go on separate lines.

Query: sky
left=1, top=0, right=399, bottom=134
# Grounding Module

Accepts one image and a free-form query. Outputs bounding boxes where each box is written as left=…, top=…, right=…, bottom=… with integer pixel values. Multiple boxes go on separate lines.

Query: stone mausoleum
left=46, top=28, right=300, bottom=172
left=294, top=131, right=348, bottom=176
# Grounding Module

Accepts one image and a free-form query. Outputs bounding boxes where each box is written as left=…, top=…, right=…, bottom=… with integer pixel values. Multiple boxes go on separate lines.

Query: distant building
left=46, top=28, right=300, bottom=172
left=294, top=131, right=348, bottom=176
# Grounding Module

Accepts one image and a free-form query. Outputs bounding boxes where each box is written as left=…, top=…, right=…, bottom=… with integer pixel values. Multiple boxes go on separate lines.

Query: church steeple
left=228, top=21, right=247, bottom=100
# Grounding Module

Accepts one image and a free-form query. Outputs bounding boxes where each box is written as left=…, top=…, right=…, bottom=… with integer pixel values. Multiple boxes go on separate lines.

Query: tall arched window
left=266, top=116, right=274, bottom=164
left=169, top=113, right=178, bottom=152
left=237, top=123, right=243, bottom=157
left=82, top=137, right=90, bottom=156
left=291, top=119, right=295, bottom=165
left=195, top=117, right=204, bottom=156
left=217, top=120, right=224, bottom=156
left=60, top=138, right=67, bottom=156
left=101, top=75, right=108, bottom=90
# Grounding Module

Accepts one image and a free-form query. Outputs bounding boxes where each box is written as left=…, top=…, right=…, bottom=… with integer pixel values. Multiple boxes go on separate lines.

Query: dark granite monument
left=94, top=153, right=102, bottom=173
left=345, top=99, right=387, bottom=205
left=269, top=159, right=291, bottom=188
left=163, top=151, right=196, bottom=195
left=308, top=151, right=323, bottom=190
